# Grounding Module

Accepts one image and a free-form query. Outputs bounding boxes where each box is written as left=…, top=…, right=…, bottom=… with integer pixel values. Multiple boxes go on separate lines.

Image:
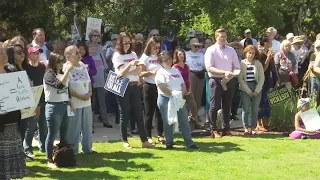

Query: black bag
left=52, top=144, right=77, bottom=167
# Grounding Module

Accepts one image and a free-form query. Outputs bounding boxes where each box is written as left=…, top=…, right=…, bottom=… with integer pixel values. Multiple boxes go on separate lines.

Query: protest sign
left=85, top=17, right=102, bottom=40
left=104, top=71, right=129, bottom=97
left=267, top=84, right=292, bottom=106
left=0, top=71, right=35, bottom=113
left=21, top=85, right=43, bottom=119
left=300, top=108, right=320, bottom=131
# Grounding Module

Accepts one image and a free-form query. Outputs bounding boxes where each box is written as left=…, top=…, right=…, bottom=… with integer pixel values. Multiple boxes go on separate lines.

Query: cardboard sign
left=21, top=85, right=43, bottom=119
left=85, top=17, right=102, bottom=40
left=267, top=84, right=292, bottom=106
left=0, top=71, right=35, bottom=114
left=104, top=71, right=129, bottom=97
left=300, top=108, right=320, bottom=131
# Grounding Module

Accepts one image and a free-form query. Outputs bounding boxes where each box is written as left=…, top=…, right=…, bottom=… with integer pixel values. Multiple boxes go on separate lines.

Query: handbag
left=280, top=51, right=299, bottom=87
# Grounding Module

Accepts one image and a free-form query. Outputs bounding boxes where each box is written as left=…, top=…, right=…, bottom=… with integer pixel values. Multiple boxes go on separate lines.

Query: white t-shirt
left=44, top=74, right=69, bottom=102
left=64, top=62, right=91, bottom=109
left=139, top=53, right=162, bottom=84
left=185, top=51, right=205, bottom=71
left=112, top=51, right=139, bottom=82
left=155, top=68, right=184, bottom=97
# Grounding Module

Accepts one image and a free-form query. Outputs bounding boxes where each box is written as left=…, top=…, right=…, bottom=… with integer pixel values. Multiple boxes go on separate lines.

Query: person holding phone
left=112, top=32, right=154, bottom=149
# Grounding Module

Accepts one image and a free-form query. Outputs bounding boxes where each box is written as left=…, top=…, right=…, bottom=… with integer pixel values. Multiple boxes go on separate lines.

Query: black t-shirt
left=259, top=53, right=274, bottom=89
left=25, top=63, right=46, bottom=103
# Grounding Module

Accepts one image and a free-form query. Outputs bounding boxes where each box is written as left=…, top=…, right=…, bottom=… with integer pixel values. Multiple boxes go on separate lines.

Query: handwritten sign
left=300, top=108, right=320, bottom=131
left=85, top=17, right=102, bottom=40
left=0, top=71, right=35, bottom=113
left=21, top=85, right=43, bottom=119
left=104, top=71, right=129, bottom=97
left=267, top=84, right=292, bottom=106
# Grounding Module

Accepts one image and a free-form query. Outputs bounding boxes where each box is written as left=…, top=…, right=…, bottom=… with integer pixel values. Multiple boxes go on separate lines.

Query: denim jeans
left=23, top=102, right=47, bottom=153
left=45, top=102, right=70, bottom=160
left=241, top=82, right=262, bottom=129
left=116, top=85, right=148, bottom=142
left=66, top=106, right=93, bottom=155
left=157, top=95, right=195, bottom=147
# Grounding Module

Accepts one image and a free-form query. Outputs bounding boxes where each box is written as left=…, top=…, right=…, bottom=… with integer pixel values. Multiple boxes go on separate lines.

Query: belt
left=46, top=101, right=69, bottom=104
left=129, top=81, right=139, bottom=86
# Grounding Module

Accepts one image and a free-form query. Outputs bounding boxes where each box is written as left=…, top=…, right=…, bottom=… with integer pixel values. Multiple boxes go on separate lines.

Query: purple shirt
left=172, top=64, right=190, bottom=89
left=204, top=43, right=240, bottom=78
left=82, top=56, right=97, bottom=84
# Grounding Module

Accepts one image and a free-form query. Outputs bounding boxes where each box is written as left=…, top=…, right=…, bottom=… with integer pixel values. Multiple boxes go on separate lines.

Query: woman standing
left=43, top=52, right=74, bottom=168
left=64, top=45, right=96, bottom=155
left=156, top=52, right=199, bottom=149
left=204, top=38, right=213, bottom=123
left=172, top=48, right=201, bottom=128
left=7, top=44, right=27, bottom=71
left=257, top=37, right=274, bottom=132
left=0, top=45, right=28, bottom=180
left=139, top=36, right=164, bottom=144
left=185, top=38, right=205, bottom=120
left=112, top=32, right=154, bottom=149
left=274, top=40, right=296, bottom=89
left=238, top=45, right=265, bottom=135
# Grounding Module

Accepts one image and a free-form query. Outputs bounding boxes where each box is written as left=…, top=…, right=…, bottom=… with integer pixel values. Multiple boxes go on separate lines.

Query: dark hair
left=173, top=48, right=186, bottom=64
left=243, top=38, right=253, bottom=48
left=76, top=41, right=89, bottom=57
left=7, top=44, right=27, bottom=71
left=259, top=36, right=270, bottom=47
left=32, top=28, right=45, bottom=38
left=143, top=36, right=161, bottom=56
left=158, top=52, right=171, bottom=64
left=116, top=32, right=133, bottom=54
left=48, top=52, right=64, bottom=74
left=243, top=45, right=260, bottom=59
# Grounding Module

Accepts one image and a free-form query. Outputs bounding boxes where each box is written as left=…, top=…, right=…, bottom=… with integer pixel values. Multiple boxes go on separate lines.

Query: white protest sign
left=0, top=71, right=35, bottom=113
left=300, top=108, right=320, bottom=131
left=85, top=17, right=102, bottom=40
left=21, top=85, right=43, bottom=119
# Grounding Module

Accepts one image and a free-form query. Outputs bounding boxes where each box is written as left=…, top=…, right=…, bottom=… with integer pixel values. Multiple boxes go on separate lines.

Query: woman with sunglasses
left=155, top=52, right=199, bottom=149
left=43, top=52, right=74, bottom=168
left=185, top=38, right=205, bottom=122
left=64, top=45, right=96, bottom=155
left=139, top=36, right=164, bottom=144
left=112, top=32, right=154, bottom=149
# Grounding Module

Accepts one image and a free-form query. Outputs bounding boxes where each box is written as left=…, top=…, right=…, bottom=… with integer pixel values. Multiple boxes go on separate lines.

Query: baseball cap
left=286, top=33, right=294, bottom=40
left=28, top=46, right=43, bottom=54
left=188, top=30, right=195, bottom=38
left=244, top=29, right=251, bottom=34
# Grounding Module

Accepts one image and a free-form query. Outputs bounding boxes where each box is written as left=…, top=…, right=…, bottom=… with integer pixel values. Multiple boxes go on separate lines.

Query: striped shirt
left=246, top=64, right=255, bottom=82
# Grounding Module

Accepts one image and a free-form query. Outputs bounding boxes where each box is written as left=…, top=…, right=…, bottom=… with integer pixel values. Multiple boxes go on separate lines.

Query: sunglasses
left=152, top=34, right=160, bottom=37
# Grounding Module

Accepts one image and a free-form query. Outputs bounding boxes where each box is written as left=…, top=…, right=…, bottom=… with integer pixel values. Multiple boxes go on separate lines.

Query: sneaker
left=123, top=142, right=133, bottom=149
left=47, top=162, right=57, bottom=169
left=188, top=144, right=199, bottom=149
left=142, top=141, right=155, bottom=149
left=25, top=152, right=35, bottom=158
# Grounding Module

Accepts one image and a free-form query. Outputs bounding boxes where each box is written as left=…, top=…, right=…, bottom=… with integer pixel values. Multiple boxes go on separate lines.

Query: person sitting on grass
left=289, top=98, right=320, bottom=139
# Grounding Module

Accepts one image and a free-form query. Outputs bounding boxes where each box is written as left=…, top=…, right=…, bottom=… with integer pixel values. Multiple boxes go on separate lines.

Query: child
left=289, top=98, right=320, bottom=139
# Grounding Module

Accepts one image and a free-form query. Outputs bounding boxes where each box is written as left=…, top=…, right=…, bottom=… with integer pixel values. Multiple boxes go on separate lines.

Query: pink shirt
left=204, top=43, right=240, bottom=78
left=172, top=64, right=190, bottom=89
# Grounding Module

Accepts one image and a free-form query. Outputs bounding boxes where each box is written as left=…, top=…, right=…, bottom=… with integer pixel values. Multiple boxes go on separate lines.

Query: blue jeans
left=241, top=82, right=261, bottom=129
left=66, top=106, right=93, bottom=155
left=23, top=103, right=47, bottom=153
left=45, top=102, right=70, bottom=160
left=157, top=95, right=195, bottom=147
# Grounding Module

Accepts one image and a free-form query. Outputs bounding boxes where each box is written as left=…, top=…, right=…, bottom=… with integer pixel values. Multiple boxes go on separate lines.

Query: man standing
left=266, top=27, right=281, bottom=53
left=240, top=29, right=258, bottom=47
left=205, top=28, right=240, bottom=137
left=31, top=28, right=51, bottom=65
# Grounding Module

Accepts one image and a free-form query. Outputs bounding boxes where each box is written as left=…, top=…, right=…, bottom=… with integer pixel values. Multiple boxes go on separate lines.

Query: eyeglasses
left=72, top=52, right=80, bottom=55
left=152, top=34, right=160, bottom=37
left=92, top=35, right=100, bottom=37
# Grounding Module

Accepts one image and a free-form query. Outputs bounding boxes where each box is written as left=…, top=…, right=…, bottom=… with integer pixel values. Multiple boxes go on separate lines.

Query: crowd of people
left=0, top=26, right=320, bottom=179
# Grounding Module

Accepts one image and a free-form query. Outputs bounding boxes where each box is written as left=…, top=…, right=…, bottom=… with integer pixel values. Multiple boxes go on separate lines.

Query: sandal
left=123, top=142, right=133, bottom=149
left=157, top=136, right=166, bottom=144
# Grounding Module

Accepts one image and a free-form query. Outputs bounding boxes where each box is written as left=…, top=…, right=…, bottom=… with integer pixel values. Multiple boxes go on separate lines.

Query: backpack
left=52, top=144, right=77, bottom=167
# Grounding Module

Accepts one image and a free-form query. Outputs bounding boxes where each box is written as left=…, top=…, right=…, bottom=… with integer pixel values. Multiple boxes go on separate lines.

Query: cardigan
left=238, top=59, right=265, bottom=94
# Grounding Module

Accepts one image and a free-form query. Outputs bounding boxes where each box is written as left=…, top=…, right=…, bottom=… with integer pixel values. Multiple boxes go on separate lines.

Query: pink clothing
left=204, top=43, right=240, bottom=78
left=172, top=64, right=190, bottom=89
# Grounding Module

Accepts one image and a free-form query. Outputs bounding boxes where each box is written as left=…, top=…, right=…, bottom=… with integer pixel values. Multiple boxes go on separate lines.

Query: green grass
left=25, top=135, right=320, bottom=180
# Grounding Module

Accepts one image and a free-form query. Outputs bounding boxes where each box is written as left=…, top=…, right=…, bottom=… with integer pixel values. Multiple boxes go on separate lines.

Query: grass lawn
left=25, top=134, right=320, bottom=180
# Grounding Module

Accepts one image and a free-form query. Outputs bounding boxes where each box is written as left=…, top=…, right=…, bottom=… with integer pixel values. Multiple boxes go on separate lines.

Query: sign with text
left=21, top=85, right=43, bottom=119
left=300, top=108, right=320, bottom=131
left=85, top=17, right=102, bottom=40
left=267, top=84, right=292, bottom=106
left=104, top=71, right=129, bottom=97
left=0, top=71, right=35, bottom=114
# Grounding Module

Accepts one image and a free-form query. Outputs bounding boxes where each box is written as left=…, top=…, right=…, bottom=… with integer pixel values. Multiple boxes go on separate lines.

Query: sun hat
left=297, top=98, right=311, bottom=109
left=291, top=36, right=304, bottom=45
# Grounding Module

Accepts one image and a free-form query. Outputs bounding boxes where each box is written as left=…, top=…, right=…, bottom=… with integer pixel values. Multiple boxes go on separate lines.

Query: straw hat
left=291, top=36, right=304, bottom=45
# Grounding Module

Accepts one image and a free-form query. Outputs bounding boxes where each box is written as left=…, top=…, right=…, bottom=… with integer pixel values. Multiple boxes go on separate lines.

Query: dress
left=0, top=112, right=28, bottom=180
